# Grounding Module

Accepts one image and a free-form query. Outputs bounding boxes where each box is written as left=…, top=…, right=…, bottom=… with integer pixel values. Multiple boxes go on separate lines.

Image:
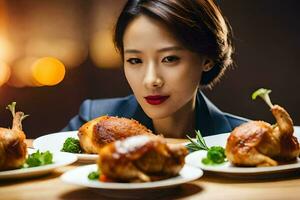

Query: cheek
left=166, top=65, right=203, bottom=91
left=124, top=67, right=141, bottom=92
left=124, top=67, right=133, bottom=87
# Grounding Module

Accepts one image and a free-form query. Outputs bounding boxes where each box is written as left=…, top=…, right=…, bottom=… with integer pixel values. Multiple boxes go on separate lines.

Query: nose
left=143, top=62, right=164, bottom=89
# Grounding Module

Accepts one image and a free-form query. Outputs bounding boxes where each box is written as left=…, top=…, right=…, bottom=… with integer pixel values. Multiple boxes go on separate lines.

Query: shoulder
left=61, top=95, right=139, bottom=131
left=79, top=95, right=139, bottom=121
left=223, top=112, right=249, bottom=129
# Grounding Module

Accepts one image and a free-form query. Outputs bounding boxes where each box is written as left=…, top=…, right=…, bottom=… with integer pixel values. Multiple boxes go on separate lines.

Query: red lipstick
left=144, top=95, right=169, bottom=105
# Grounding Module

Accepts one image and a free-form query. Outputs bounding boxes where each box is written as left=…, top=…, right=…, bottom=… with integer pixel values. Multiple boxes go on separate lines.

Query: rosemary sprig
left=186, top=130, right=209, bottom=152
left=186, top=130, right=227, bottom=165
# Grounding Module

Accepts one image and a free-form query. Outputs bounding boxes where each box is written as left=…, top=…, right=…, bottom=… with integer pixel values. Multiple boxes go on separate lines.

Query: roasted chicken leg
left=98, top=135, right=188, bottom=182
left=78, top=116, right=154, bottom=154
left=0, top=102, right=28, bottom=170
left=226, top=105, right=300, bottom=167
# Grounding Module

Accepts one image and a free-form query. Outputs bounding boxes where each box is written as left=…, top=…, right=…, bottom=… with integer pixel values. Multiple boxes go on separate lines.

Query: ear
left=203, top=58, right=214, bottom=72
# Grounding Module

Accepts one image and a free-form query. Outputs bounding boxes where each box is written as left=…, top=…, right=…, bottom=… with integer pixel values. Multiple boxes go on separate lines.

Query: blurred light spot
left=25, top=38, right=88, bottom=68
left=0, top=0, right=13, bottom=63
left=0, top=60, right=11, bottom=87
left=90, top=31, right=122, bottom=68
left=8, top=57, right=41, bottom=88
left=0, top=36, right=13, bottom=63
left=32, top=57, right=66, bottom=86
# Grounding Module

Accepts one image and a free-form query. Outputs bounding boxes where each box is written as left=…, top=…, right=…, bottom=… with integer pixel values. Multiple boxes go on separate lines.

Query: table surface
left=1, top=139, right=300, bottom=200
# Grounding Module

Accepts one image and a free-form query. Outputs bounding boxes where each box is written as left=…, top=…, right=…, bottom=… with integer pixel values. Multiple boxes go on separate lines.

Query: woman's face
left=123, top=15, right=208, bottom=119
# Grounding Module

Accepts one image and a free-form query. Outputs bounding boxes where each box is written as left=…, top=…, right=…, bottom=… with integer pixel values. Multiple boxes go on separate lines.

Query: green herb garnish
left=201, top=146, right=226, bottom=165
left=251, top=88, right=273, bottom=108
left=186, top=130, right=209, bottom=152
left=23, top=150, right=53, bottom=168
left=186, top=130, right=226, bottom=165
left=61, top=137, right=82, bottom=153
left=88, top=171, right=100, bottom=180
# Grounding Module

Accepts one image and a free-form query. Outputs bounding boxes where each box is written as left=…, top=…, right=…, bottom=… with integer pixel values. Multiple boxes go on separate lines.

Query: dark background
left=0, top=0, right=299, bottom=138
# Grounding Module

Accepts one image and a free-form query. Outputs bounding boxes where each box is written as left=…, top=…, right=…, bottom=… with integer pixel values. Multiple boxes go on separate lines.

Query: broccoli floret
left=24, top=150, right=53, bottom=168
left=207, top=146, right=226, bottom=164
left=201, top=145, right=226, bottom=165
left=88, top=171, right=100, bottom=180
left=61, top=137, right=82, bottom=153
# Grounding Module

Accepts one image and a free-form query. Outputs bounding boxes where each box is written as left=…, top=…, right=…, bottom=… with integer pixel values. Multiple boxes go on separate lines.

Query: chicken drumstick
left=0, top=102, right=28, bottom=170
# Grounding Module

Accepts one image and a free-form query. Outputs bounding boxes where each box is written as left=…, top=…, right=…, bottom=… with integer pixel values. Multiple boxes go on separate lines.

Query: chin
left=142, top=105, right=176, bottom=120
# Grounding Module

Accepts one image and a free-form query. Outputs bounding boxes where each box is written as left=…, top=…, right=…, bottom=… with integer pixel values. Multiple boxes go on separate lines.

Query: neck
left=152, top=95, right=197, bottom=138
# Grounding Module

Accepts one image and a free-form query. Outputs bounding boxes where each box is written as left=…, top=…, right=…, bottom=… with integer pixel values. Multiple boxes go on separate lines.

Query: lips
left=144, top=95, right=169, bottom=105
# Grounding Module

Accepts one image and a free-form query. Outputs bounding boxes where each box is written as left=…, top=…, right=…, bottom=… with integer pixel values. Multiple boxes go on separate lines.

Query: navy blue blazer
left=62, top=91, right=248, bottom=137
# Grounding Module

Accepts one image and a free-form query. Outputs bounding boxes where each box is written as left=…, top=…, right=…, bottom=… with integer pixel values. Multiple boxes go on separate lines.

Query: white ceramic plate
left=61, top=164, right=203, bottom=190
left=33, top=131, right=98, bottom=162
left=185, top=126, right=300, bottom=175
left=0, top=148, right=77, bottom=179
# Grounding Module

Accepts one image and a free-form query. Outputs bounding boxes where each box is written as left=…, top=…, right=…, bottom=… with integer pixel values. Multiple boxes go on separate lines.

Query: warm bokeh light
left=8, top=57, right=41, bottom=87
left=0, top=1, right=14, bottom=63
left=0, top=61, right=11, bottom=87
left=90, top=30, right=122, bottom=69
left=0, top=36, right=13, bottom=62
left=25, top=37, right=88, bottom=68
left=0, top=4, right=14, bottom=65
left=32, top=57, right=66, bottom=86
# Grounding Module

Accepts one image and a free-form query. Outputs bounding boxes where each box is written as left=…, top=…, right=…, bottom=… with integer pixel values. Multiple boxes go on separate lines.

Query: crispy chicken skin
left=226, top=105, right=300, bottom=167
left=0, top=106, right=27, bottom=171
left=98, top=135, right=188, bottom=182
left=78, top=116, right=154, bottom=154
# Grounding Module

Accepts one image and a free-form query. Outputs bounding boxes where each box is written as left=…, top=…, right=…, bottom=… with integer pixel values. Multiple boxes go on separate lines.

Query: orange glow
left=0, top=0, right=7, bottom=28
left=0, top=35, right=13, bottom=63
left=0, top=61, right=11, bottom=87
left=32, top=57, right=66, bottom=86
left=7, top=57, right=41, bottom=88
left=25, top=38, right=87, bottom=68
left=90, top=31, right=122, bottom=68
left=0, top=1, right=14, bottom=63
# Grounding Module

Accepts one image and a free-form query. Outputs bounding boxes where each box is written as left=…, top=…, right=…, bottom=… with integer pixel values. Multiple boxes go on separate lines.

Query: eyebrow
left=124, top=46, right=184, bottom=54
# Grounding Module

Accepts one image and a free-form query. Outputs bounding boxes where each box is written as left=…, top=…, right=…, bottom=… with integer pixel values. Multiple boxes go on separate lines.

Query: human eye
left=161, top=55, right=180, bottom=64
left=126, top=58, right=142, bottom=65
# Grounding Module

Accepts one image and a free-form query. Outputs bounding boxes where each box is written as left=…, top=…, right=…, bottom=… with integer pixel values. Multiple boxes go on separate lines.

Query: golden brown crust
left=271, top=105, right=294, bottom=136
left=92, top=116, right=152, bottom=145
left=226, top=105, right=300, bottom=167
left=98, top=135, right=188, bottom=182
left=78, top=116, right=154, bottom=154
left=225, top=121, right=278, bottom=166
left=278, top=135, right=300, bottom=160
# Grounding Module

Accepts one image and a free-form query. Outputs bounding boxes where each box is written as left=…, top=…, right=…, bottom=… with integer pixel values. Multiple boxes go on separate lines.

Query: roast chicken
left=78, top=116, right=154, bottom=154
left=226, top=104, right=300, bottom=167
left=0, top=102, right=28, bottom=171
left=98, top=135, right=188, bottom=182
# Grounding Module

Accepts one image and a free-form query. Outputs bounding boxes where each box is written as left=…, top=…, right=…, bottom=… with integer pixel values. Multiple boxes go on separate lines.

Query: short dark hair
left=114, top=0, right=234, bottom=88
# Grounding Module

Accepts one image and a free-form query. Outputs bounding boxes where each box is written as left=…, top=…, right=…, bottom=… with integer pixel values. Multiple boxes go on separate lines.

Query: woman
left=63, top=0, right=247, bottom=137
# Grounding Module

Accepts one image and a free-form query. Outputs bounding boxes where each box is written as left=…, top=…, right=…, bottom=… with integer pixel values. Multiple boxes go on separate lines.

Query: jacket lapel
left=196, top=92, right=232, bottom=136
left=129, top=96, right=154, bottom=131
